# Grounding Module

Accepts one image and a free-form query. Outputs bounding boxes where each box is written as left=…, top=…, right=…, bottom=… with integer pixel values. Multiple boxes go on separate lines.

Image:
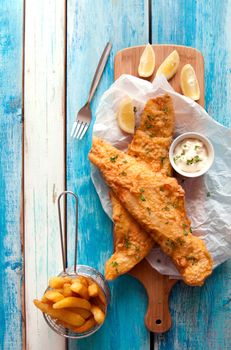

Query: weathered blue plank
left=66, top=1, right=150, bottom=349
left=0, top=0, right=23, bottom=349
left=152, top=0, right=231, bottom=349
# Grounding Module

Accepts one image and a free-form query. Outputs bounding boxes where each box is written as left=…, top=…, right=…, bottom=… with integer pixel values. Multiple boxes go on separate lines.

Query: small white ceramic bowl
left=169, top=132, right=214, bottom=178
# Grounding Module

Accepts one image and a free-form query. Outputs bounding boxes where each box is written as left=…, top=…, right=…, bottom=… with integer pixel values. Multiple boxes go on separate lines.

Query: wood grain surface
left=66, top=1, right=150, bottom=349
left=24, top=0, right=66, bottom=349
left=0, top=0, right=230, bottom=349
left=115, top=44, right=205, bottom=106
left=152, top=1, right=231, bottom=350
left=0, top=1, right=23, bottom=349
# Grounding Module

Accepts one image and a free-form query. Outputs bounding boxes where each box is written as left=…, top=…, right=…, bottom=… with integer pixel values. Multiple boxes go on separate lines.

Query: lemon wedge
left=117, top=97, right=135, bottom=134
left=180, top=64, right=200, bottom=100
left=138, top=44, right=155, bottom=77
left=156, top=50, right=180, bottom=80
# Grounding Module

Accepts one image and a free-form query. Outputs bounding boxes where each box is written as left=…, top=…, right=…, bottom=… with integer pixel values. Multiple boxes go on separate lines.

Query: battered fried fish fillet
left=105, top=95, right=174, bottom=280
left=105, top=193, right=153, bottom=280
left=128, top=95, right=174, bottom=175
left=89, top=137, right=213, bottom=286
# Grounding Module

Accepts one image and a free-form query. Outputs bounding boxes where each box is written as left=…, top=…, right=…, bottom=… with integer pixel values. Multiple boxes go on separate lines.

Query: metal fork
left=71, top=42, right=112, bottom=140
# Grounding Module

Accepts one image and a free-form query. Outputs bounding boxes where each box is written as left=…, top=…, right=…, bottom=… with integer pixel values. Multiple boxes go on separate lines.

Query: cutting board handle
left=129, top=259, right=177, bottom=333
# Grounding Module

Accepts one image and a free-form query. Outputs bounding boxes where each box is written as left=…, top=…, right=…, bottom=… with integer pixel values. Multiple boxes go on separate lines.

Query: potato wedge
left=90, top=296, right=106, bottom=312
left=86, top=277, right=94, bottom=286
left=49, top=276, right=72, bottom=289
left=53, top=296, right=91, bottom=310
left=71, top=276, right=88, bottom=287
left=71, top=282, right=89, bottom=300
left=88, top=283, right=99, bottom=298
left=63, top=283, right=73, bottom=297
left=74, top=317, right=96, bottom=333
left=56, top=320, right=76, bottom=331
left=44, top=290, right=64, bottom=303
left=68, top=308, right=92, bottom=319
left=88, top=282, right=106, bottom=305
left=34, top=299, right=85, bottom=326
left=97, top=288, right=106, bottom=306
left=91, top=304, right=105, bottom=324
left=54, top=288, right=64, bottom=294
left=41, top=295, right=51, bottom=303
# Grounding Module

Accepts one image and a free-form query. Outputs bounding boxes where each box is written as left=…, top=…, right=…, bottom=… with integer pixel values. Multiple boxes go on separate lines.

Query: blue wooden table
left=0, top=0, right=230, bottom=349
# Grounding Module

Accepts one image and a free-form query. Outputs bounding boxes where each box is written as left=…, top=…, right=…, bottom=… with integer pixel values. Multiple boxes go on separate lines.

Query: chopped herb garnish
left=166, top=239, right=176, bottom=249
left=160, top=156, right=166, bottom=165
left=189, top=227, right=193, bottom=233
left=194, top=155, right=201, bottom=162
left=174, top=155, right=181, bottom=163
left=182, top=223, right=188, bottom=235
left=186, top=256, right=197, bottom=265
left=186, top=155, right=201, bottom=165
left=120, top=171, right=127, bottom=176
left=139, top=189, right=145, bottom=201
left=194, top=145, right=200, bottom=150
left=124, top=236, right=131, bottom=249
left=176, top=237, right=184, bottom=246
left=149, top=132, right=156, bottom=138
left=163, top=206, right=170, bottom=211
left=122, top=160, right=128, bottom=164
left=172, top=201, right=179, bottom=209
left=147, top=115, right=154, bottom=121
left=111, top=261, right=119, bottom=273
left=147, top=207, right=151, bottom=214
left=110, top=155, right=118, bottom=162
left=165, top=221, right=169, bottom=225
left=207, top=192, right=211, bottom=197
left=183, top=144, right=187, bottom=148
left=186, top=158, right=193, bottom=165
left=144, top=120, right=152, bottom=129
left=133, top=106, right=137, bottom=113
left=162, top=106, right=168, bottom=114
left=181, top=150, right=186, bottom=156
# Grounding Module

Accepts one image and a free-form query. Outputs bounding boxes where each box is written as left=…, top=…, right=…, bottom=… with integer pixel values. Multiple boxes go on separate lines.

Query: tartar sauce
left=173, top=138, right=208, bottom=173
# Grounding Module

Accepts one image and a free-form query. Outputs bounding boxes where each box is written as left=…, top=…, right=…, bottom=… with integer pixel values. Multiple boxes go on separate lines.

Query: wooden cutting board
left=114, top=44, right=204, bottom=333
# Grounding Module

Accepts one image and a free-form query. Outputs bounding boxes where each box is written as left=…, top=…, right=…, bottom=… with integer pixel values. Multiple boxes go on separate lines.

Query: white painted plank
left=24, top=0, right=66, bottom=348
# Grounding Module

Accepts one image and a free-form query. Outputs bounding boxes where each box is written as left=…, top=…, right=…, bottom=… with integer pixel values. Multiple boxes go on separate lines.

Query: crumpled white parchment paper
left=91, top=74, right=231, bottom=278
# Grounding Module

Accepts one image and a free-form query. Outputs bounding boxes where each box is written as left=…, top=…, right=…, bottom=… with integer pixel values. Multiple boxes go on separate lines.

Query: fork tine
left=71, top=121, right=77, bottom=137
left=79, top=123, right=89, bottom=140
left=76, top=123, right=85, bottom=139
left=73, top=121, right=82, bottom=138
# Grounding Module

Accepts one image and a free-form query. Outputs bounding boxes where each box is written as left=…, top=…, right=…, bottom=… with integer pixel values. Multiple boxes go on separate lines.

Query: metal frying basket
left=43, top=191, right=110, bottom=339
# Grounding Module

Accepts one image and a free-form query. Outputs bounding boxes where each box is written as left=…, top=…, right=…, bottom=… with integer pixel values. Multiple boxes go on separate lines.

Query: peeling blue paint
left=152, top=1, right=231, bottom=349
left=0, top=0, right=23, bottom=349
left=67, top=1, right=150, bottom=350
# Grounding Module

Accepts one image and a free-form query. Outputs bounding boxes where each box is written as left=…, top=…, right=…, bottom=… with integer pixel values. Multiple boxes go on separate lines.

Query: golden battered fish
left=105, top=193, right=153, bottom=280
left=105, top=95, right=174, bottom=280
left=89, top=137, right=213, bottom=286
left=128, top=95, right=174, bottom=175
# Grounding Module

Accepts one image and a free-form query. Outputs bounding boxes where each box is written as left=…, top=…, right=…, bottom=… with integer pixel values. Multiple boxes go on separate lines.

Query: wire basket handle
left=58, top=191, right=78, bottom=274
